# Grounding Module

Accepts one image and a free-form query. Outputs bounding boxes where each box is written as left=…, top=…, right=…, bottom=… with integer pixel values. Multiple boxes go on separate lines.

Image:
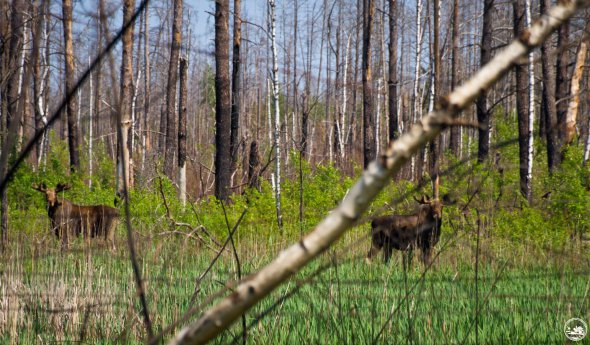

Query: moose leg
left=367, top=231, right=384, bottom=262
left=383, top=242, right=394, bottom=263
left=421, top=247, right=432, bottom=266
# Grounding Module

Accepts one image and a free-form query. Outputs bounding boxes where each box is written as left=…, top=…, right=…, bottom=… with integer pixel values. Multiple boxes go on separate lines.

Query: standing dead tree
left=167, top=1, right=590, bottom=344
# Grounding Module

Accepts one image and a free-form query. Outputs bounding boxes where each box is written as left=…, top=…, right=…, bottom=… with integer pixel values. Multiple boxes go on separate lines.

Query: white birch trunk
left=525, top=0, right=535, bottom=192
left=88, top=56, right=94, bottom=188
left=411, top=0, right=423, bottom=178
left=269, top=0, right=283, bottom=228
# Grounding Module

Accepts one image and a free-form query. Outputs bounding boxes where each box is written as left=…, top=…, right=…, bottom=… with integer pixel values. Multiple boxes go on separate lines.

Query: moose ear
left=56, top=183, right=72, bottom=193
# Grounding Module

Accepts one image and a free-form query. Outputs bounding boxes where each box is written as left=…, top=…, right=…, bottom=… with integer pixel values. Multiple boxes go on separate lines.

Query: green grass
left=1, top=221, right=589, bottom=344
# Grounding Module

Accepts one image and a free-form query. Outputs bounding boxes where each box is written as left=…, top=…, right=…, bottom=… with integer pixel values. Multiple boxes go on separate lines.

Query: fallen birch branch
left=168, top=1, right=590, bottom=344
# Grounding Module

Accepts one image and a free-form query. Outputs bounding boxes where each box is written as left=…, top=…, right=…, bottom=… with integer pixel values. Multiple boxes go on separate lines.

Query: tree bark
left=230, top=0, right=242, bottom=177
left=269, top=0, right=283, bottom=228
left=362, top=0, right=375, bottom=168
left=388, top=0, right=398, bottom=142
left=513, top=0, right=532, bottom=202
left=449, top=0, right=461, bottom=156
left=178, top=57, right=188, bottom=206
left=541, top=0, right=560, bottom=172
left=117, top=0, right=136, bottom=199
left=556, top=19, right=569, bottom=148
left=62, top=0, right=81, bottom=172
left=565, top=21, right=589, bottom=145
left=164, top=0, right=184, bottom=178
left=214, top=0, right=232, bottom=201
left=476, top=0, right=494, bottom=163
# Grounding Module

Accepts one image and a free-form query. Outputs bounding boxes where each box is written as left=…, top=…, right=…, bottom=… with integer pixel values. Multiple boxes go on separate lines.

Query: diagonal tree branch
left=168, top=1, right=590, bottom=344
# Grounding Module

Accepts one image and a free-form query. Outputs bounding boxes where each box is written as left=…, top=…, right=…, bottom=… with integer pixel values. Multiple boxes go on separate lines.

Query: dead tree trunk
left=116, top=0, right=136, bottom=200
left=164, top=0, right=183, bottom=178
left=178, top=57, right=188, bottom=206
left=214, top=0, right=232, bottom=201
left=62, top=0, right=81, bottom=171
left=476, top=0, right=494, bottom=163
left=449, top=0, right=461, bottom=156
left=565, top=20, right=589, bottom=145
left=541, top=0, right=560, bottom=172
left=230, top=0, right=242, bottom=177
left=362, top=0, right=376, bottom=168
left=388, top=0, right=398, bottom=142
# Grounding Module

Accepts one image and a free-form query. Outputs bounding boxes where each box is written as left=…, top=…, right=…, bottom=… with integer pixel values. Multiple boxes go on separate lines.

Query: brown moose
left=367, top=195, right=443, bottom=265
left=32, top=182, right=118, bottom=249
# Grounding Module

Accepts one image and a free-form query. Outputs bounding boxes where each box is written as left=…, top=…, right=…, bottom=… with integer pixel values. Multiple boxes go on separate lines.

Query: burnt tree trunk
left=555, top=19, right=569, bottom=150
left=362, top=0, right=375, bottom=168
left=164, top=0, right=183, bottom=178
left=449, top=0, right=461, bottom=156
left=230, top=0, right=242, bottom=177
left=540, top=0, right=560, bottom=172
left=388, top=0, right=398, bottom=142
left=215, top=0, right=232, bottom=201
left=476, top=0, right=494, bottom=163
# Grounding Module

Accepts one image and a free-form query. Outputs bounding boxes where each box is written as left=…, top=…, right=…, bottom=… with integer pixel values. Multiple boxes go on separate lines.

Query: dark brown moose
left=367, top=195, right=443, bottom=265
left=32, top=182, right=118, bottom=249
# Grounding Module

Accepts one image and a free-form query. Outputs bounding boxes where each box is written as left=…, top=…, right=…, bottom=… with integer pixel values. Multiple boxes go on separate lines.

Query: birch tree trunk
left=513, top=0, right=532, bottom=202
left=178, top=57, right=188, bottom=206
left=411, top=0, right=423, bottom=178
left=525, top=0, right=535, bottom=200
left=269, top=0, right=283, bottom=229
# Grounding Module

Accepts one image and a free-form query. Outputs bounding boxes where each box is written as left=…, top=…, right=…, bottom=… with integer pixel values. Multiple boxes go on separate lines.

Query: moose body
left=33, top=183, right=118, bottom=249
left=367, top=196, right=443, bottom=264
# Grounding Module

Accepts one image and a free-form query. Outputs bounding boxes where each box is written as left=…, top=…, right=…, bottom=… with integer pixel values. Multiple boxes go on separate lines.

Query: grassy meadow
left=1, top=133, right=590, bottom=344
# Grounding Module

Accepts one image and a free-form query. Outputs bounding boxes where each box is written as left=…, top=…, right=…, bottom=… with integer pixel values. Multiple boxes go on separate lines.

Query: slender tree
left=164, top=0, right=184, bottom=178
left=230, top=0, right=242, bottom=176
left=62, top=0, right=80, bottom=172
left=388, top=0, right=398, bottom=142
left=178, top=57, right=188, bottom=205
left=476, top=0, right=494, bottom=162
left=555, top=17, right=569, bottom=148
left=565, top=20, right=589, bottom=145
left=117, top=0, right=136, bottom=198
left=362, top=0, right=375, bottom=168
left=513, top=0, right=531, bottom=202
left=214, top=0, right=232, bottom=201
left=540, top=0, right=560, bottom=172
left=269, top=0, right=283, bottom=228
left=449, top=0, right=461, bottom=156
